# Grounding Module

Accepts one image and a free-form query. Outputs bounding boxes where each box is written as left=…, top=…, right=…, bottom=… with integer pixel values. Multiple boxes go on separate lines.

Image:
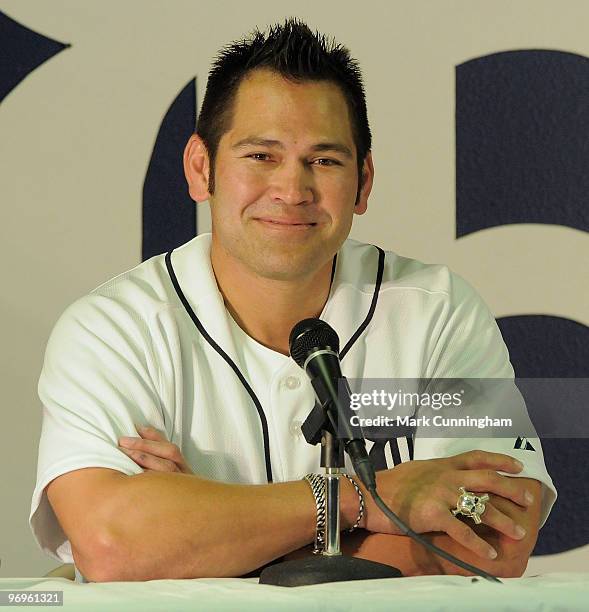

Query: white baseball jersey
left=30, top=233, right=557, bottom=564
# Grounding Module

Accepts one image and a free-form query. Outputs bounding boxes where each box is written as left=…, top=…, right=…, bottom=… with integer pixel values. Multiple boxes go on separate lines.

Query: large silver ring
left=451, top=486, right=489, bottom=524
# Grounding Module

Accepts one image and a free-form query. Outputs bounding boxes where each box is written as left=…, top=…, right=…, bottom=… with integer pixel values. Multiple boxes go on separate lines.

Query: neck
left=210, top=246, right=335, bottom=356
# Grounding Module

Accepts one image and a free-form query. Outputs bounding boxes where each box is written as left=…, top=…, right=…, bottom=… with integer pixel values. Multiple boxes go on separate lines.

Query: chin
left=247, top=254, right=318, bottom=281
left=237, top=239, right=339, bottom=281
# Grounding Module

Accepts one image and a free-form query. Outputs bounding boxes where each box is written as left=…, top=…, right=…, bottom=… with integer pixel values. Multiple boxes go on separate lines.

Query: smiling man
left=187, top=68, right=371, bottom=355
left=30, top=19, right=556, bottom=582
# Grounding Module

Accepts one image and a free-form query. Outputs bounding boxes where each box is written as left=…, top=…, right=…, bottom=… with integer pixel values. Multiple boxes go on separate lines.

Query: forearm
left=342, top=531, right=437, bottom=576
left=284, top=530, right=440, bottom=576
left=353, top=531, right=524, bottom=577
left=304, top=528, right=530, bottom=578
left=91, top=471, right=323, bottom=581
left=338, top=479, right=542, bottom=578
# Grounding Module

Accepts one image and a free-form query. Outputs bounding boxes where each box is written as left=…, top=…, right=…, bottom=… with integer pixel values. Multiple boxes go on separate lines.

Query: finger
left=119, top=435, right=193, bottom=474
left=449, top=450, right=523, bottom=474
left=477, top=501, right=527, bottom=541
left=443, top=515, right=498, bottom=560
left=461, top=470, right=535, bottom=508
left=135, top=424, right=167, bottom=441
left=120, top=447, right=180, bottom=472
left=119, top=437, right=182, bottom=464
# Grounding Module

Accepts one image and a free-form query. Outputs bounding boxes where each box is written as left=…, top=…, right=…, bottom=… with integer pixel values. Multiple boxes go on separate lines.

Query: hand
left=428, top=477, right=542, bottom=577
left=357, top=450, right=535, bottom=561
left=118, top=425, right=193, bottom=474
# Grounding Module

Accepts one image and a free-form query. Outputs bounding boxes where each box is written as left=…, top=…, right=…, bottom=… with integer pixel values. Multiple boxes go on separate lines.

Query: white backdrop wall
left=0, top=0, right=587, bottom=577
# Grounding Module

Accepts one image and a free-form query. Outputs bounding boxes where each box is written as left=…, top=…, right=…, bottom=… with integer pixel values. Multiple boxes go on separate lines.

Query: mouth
left=255, top=218, right=317, bottom=228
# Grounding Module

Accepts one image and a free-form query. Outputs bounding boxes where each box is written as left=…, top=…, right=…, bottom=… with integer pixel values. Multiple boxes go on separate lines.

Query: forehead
left=225, top=69, right=355, bottom=146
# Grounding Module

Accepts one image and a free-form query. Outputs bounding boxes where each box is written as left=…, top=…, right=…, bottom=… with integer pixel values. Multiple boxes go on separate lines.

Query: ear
left=183, top=134, right=211, bottom=202
left=354, top=151, right=374, bottom=215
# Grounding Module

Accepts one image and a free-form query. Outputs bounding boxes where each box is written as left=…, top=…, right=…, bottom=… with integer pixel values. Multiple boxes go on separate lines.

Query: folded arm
left=47, top=468, right=328, bottom=582
left=328, top=477, right=542, bottom=577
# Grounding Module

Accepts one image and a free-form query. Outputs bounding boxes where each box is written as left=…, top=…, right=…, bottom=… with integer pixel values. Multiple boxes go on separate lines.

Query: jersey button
left=289, top=419, right=303, bottom=437
left=284, top=376, right=301, bottom=390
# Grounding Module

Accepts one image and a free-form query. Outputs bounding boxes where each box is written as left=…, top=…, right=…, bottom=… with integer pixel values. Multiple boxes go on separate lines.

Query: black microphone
left=289, top=318, right=376, bottom=490
left=288, top=318, right=502, bottom=583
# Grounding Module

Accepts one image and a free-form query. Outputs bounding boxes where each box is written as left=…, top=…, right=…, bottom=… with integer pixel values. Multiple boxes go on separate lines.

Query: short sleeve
left=30, top=293, right=166, bottom=563
left=423, top=271, right=513, bottom=380
left=416, top=272, right=557, bottom=528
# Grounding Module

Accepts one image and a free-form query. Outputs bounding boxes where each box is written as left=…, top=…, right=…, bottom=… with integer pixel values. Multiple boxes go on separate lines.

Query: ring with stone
left=451, top=486, right=490, bottom=524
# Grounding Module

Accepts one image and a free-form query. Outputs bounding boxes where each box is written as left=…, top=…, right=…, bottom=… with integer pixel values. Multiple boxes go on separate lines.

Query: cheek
left=324, top=178, right=359, bottom=217
left=217, top=164, right=268, bottom=202
left=320, top=169, right=358, bottom=198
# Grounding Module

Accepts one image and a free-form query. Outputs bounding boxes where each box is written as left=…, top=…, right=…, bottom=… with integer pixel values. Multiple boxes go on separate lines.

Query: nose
left=268, top=160, right=314, bottom=205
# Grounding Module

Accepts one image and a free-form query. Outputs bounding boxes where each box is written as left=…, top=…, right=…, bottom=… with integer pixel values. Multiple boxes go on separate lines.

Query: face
left=185, top=69, right=373, bottom=282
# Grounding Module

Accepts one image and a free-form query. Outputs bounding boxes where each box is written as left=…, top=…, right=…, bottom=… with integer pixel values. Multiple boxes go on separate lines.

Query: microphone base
left=258, top=554, right=402, bottom=587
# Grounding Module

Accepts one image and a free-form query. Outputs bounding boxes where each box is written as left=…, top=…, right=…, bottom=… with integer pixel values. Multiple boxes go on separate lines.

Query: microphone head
left=289, top=318, right=340, bottom=368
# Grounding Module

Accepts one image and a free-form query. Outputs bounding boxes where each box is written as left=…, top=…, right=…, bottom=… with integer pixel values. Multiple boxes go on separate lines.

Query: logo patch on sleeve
left=514, top=436, right=536, bottom=451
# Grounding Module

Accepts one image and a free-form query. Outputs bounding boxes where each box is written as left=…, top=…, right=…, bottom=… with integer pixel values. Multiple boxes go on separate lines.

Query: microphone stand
left=259, top=403, right=402, bottom=586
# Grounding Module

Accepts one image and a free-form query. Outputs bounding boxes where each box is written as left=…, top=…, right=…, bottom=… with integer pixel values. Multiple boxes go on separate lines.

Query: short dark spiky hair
left=197, top=18, right=372, bottom=195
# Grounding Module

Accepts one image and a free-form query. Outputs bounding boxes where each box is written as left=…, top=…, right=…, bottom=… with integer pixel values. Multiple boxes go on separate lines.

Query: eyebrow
left=231, top=137, right=353, bottom=159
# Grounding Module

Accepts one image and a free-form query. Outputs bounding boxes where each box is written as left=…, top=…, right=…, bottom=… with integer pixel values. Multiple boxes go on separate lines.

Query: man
left=30, top=19, right=556, bottom=581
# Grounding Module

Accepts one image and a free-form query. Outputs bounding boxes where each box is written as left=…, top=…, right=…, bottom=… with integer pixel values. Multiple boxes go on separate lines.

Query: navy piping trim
left=389, top=438, right=402, bottom=466
left=164, top=250, right=273, bottom=483
left=406, top=435, right=414, bottom=461
left=340, top=245, right=385, bottom=360
left=338, top=246, right=415, bottom=464
left=330, top=253, right=337, bottom=286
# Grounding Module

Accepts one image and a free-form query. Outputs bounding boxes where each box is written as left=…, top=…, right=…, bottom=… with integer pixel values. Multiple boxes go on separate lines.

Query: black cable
left=367, top=485, right=502, bottom=583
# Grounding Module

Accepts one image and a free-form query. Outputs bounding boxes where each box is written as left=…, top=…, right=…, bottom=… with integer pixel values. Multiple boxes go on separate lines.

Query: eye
left=247, top=153, right=272, bottom=161
left=312, top=158, right=342, bottom=166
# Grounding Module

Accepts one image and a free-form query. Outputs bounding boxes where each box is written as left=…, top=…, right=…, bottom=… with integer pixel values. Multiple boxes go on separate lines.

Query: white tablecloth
left=0, top=573, right=587, bottom=611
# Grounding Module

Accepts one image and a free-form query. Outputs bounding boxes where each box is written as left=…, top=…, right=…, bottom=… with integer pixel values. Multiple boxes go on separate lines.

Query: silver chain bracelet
left=303, top=473, right=326, bottom=553
left=342, top=473, right=365, bottom=532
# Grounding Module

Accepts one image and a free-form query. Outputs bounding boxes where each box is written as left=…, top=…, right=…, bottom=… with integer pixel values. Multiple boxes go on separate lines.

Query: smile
left=256, top=218, right=317, bottom=228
